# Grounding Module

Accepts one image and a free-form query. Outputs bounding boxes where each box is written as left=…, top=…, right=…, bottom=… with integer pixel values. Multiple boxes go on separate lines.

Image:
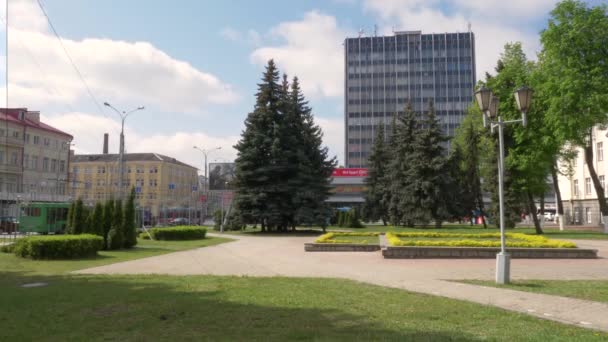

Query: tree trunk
left=527, top=190, right=543, bottom=234
left=381, top=217, right=387, bottom=226
left=583, top=135, right=608, bottom=229
left=539, top=193, right=545, bottom=228
left=551, top=163, right=565, bottom=230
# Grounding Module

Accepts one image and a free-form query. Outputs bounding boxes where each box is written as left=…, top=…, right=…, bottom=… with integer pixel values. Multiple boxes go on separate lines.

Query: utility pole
left=103, top=102, right=144, bottom=200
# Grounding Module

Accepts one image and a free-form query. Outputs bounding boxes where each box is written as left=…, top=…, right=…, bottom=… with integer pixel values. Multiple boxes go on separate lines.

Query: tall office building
left=344, top=30, right=476, bottom=167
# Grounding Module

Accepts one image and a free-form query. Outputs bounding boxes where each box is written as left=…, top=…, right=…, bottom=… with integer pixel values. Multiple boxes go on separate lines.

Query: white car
left=543, top=212, right=555, bottom=221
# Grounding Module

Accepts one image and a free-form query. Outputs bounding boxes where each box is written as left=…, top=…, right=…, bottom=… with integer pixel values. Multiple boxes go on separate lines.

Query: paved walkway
left=76, top=234, right=608, bottom=332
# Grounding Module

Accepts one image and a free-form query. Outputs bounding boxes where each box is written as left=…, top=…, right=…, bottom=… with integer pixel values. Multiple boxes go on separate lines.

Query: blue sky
left=0, top=0, right=596, bottom=170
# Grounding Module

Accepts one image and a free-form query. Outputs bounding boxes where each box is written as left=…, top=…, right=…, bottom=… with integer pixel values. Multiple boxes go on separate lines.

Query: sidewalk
left=77, top=233, right=608, bottom=332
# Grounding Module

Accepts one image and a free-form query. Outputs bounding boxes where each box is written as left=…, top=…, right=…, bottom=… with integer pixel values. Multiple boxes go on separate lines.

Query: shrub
left=12, top=234, right=103, bottom=259
left=107, top=228, right=124, bottom=250
left=149, top=226, right=207, bottom=240
left=213, top=210, right=224, bottom=230
left=123, top=188, right=138, bottom=248
left=316, top=232, right=380, bottom=243
left=138, top=232, right=151, bottom=240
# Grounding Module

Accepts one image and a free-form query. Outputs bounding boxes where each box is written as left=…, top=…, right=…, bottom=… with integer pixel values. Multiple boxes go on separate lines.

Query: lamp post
left=475, top=85, right=533, bottom=285
left=103, top=102, right=144, bottom=200
left=193, top=146, right=221, bottom=222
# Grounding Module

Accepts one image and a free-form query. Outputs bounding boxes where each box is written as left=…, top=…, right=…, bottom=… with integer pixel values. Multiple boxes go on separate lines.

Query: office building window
left=585, top=177, right=592, bottom=195
left=12, top=131, right=19, bottom=139
left=51, top=159, right=57, bottom=172
left=33, top=136, right=40, bottom=145
left=598, top=142, right=604, bottom=162
left=43, top=137, right=50, bottom=146
left=574, top=179, right=579, bottom=196
left=32, top=156, right=38, bottom=170
left=60, top=160, right=65, bottom=172
left=43, top=157, right=49, bottom=171
left=97, top=166, right=105, bottom=174
left=11, top=152, right=18, bottom=165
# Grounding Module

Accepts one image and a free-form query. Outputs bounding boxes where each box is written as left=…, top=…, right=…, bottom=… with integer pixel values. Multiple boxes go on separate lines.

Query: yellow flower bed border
left=316, top=232, right=380, bottom=244
left=386, top=232, right=576, bottom=249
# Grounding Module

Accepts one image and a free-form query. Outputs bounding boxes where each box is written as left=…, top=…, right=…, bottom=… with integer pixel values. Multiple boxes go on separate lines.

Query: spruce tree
left=234, top=60, right=282, bottom=232
left=403, top=100, right=449, bottom=227
left=123, top=188, right=137, bottom=248
left=364, top=125, right=389, bottom=225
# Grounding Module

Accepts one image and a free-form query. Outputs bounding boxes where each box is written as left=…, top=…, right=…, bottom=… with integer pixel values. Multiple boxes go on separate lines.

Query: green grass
left=336, top=225, right=608, bottom=240
left=459, top=280, right=608, bottom=304
left=1, top=274, right=607, bottom=341
left=0, top=237, right=233, bottom=275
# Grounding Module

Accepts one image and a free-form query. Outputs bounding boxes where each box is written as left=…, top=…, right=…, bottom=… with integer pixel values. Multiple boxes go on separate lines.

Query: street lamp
left=103, top=102, right=144, bottom=200
left=193, top=145, right=222, bottom=222
left=475, top=85, right=533, bottom=285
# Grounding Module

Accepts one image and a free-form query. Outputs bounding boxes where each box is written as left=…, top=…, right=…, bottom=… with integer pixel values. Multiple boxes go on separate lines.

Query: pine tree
left=72, top=198, right=85, bottom=234
left=123, top=187, right=137, bottom=248
left=234, top=60, right=282, bottom=232
left=108, top=199, right=124, bottom=250
left=102, top=199, right=114, bottom=249
left=403, top=100, right=449, bottom=227
left=364, top=125, right=390, bottom=225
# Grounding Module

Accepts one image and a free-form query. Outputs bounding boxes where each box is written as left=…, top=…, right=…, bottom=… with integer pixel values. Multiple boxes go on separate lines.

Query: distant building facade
left=69, top=147, right=198, bottom=221
left=0, top=108, right=72, bottom=210
left=557, top=125, right=608, bottom=225
left=344, top=30, right=476, bottom=167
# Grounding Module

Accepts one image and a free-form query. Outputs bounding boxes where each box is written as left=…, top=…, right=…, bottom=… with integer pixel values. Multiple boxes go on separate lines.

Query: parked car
left=543, top=212, right=555, bottom=221
left=169, top=217, right=189, bottom=226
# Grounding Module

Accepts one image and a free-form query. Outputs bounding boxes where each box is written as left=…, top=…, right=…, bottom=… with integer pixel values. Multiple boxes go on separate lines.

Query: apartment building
left=0, top=108, right=72, bottom=207
left=557, top=126, right=608, bottom=225
left=69, top=146, right=199, bottom=219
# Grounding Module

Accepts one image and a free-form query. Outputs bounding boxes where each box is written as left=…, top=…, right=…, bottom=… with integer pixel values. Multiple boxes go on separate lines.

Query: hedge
left=149, top=226, right=207, bottom=240
left=316, top=232, right=380, bottom=244
left=11, top=234, right=104, bottom=259
left=386, top=232, right=577, bottom=249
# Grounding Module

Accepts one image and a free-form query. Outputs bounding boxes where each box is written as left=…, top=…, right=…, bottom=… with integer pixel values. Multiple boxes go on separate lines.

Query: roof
left=0, top=108, right=73, bottom=139
left=72, top=153, right=198, bottom=170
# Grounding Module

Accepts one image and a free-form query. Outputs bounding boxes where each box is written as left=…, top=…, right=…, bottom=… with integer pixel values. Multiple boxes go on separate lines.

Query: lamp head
left=514, top=86, right=533, bottom=113
left=475, top=86, right=492, bottom=112
left=103, top=102, right=110, bottom=107
left=488, top=96, right=500, bottom=118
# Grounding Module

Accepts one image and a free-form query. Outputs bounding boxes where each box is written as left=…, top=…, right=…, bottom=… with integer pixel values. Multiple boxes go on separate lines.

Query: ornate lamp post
left=475, top=85, right=533, bottom=285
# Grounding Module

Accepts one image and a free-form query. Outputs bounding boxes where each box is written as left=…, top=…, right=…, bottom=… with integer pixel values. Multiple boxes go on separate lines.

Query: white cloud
left=220, top=27, right=242, bottom=42
left=362, top=0, right=552, bottom=80
left=251, top=11, right=351, bottom=98
left=43, top=112, right=239, bottom=171
left=2, top=0, right=238, bottom=113
left=316, top=116, right=344, bottom=164
left=220, top=27, right=262, bottom=46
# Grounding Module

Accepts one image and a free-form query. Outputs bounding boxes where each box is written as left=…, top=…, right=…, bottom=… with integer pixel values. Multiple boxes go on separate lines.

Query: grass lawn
left=335, top=225, right=608, bottom=240
left=459, top=280, right=608, bottom=304
left=0, top=236, right=233, bottom=275
left=1, top=274, right=607, bottom=341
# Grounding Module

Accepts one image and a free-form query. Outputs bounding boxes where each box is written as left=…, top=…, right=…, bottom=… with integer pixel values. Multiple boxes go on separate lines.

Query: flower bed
left=385, top=232, right=577, bottom=249
left=315, top=232, right=380, bottom=244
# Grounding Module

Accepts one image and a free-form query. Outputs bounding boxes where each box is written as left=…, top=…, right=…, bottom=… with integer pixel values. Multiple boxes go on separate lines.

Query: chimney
left=25, top=111, right=40, bottom=123
left=103, top=133, right=109, bottom=154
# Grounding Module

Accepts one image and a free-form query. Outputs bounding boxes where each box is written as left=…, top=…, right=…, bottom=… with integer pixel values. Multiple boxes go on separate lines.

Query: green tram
left=19, top=202, right=70, bottom=234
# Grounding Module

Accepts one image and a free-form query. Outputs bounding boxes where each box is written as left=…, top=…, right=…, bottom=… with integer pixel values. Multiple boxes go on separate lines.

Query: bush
left=107, top=228, right=124, bottom=250
left=385, top=232, right=577, bottom=248
left=11, top=234, right=103, bottom=259
left=149, top=226, right=207, bottom=240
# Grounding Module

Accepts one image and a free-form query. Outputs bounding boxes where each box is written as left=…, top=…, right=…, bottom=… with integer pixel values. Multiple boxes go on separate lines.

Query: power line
left=35, top=0, right=107, bottom=118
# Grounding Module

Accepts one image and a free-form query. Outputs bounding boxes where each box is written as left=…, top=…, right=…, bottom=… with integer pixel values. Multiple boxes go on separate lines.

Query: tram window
left=25, top=207, right=41, bottom=217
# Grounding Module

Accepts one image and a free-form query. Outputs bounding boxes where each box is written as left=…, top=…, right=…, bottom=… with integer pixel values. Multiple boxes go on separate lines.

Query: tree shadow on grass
left=0, top=271, right=482, bottom=342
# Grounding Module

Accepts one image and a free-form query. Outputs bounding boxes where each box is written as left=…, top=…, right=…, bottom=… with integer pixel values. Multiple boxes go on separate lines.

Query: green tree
left=541, top=0, right=608, bottom=225
left=66, top=201, right=76, bottom=233
left=72, top=198, right=85, bottom=234
left=107, top=199, right=124, bottom=250
left=123, top=188, right=137, bottom=248
left=102, top=199, right=114, bottom=249
left=90, top=202, right=104, bottom=237
left=402, top=100, right=449, bottom=227
left=363, top=126, right=390, bottom=225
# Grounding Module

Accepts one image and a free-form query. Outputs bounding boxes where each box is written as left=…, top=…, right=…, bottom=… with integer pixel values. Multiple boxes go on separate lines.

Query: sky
left=0, top=0, right=599, bottom=172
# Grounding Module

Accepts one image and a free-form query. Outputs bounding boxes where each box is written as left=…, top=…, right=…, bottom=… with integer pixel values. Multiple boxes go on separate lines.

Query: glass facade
left=344, top=31, right=476, bottom=167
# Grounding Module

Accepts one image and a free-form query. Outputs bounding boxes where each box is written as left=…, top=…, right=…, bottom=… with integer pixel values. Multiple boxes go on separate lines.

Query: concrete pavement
left=76, top=233, right=608, bottom=332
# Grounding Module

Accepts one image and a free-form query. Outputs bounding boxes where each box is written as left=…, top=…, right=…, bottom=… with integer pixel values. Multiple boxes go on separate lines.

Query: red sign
left=199, top=195, right=207, bottom=203
left=332, top=168, right=368, bottom=177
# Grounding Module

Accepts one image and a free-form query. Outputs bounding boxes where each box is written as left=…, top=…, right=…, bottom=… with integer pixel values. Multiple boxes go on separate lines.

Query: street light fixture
left=475, top=85, right=533, bottom=285
left=193, top=145, right=222, bottom=221
left=103, top=102, right=145, bottom=200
